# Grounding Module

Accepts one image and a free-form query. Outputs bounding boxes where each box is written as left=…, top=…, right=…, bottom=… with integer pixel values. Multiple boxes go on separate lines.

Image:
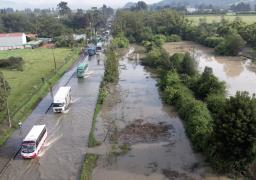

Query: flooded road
left=91, top=47, right=224, bottom=180
left=0, top=53, right=104, bottom=180
left=163, top=41, right=256, bottom=96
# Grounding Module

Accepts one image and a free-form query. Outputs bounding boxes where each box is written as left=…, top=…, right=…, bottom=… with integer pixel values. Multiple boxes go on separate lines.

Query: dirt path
left=89, top=47, right=228, bottom=180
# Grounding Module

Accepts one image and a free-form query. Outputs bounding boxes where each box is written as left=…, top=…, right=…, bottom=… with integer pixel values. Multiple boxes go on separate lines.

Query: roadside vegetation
left=80, top=154, right=98, bottom=180
left=112, top=7, right=256, bottom=177
left=0, top=48, right=80, bottom=145
left=88, top=48, right=119, bottom=147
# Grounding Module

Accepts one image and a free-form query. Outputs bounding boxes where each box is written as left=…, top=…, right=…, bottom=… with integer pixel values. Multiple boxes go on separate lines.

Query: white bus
left=52, top=86, right=71, bottom=113
left=21, top=125, right=47, bottom=159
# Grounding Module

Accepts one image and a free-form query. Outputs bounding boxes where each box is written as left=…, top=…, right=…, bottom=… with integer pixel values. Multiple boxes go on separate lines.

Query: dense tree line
left=0, top=2, right=114, bottom=38
left=113, top=9, right=256, bottom=56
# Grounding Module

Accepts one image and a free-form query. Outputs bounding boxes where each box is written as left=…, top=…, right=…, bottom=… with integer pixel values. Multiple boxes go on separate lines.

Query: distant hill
left=123, top=2, right=136, bottom=9
left=152, top=0, right=239, bottom=8
left=123, top=0, right=256, bottom=9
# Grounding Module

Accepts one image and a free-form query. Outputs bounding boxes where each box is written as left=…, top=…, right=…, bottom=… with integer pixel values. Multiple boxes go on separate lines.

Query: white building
left=0, top=33, right=27, bottom=50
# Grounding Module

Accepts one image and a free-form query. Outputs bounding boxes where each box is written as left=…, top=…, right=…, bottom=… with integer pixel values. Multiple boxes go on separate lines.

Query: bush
left=205, top=36, right=224, bottom=48
left=169, top=53, right=185, bottom=72
left=55, top=35, right=75, bottom=48
left=180, top=53, right=197, bottom=76
left=215, top=33, right=246, bottom=56
left=141, top=47, right=169, bottom=68
left=192, top=67, right=226, bottom=100
left=104, top=49, right=119, bottom=83
left=111, top=35, right=129, bottom=48
left=161, top=70, right=213, bottom=151
left=152, top=34, right=166, bottom=47
left=213, top=91, right=256, bottom=171
left=0, top=57, right=24, bottom=71
left=166, top=34, right=182, bottom=42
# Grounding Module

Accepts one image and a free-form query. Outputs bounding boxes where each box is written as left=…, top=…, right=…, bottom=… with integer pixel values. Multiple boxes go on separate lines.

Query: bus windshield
left=22, top=142, right=36, bottom=153
left=53, top=103, right=64, bottom=107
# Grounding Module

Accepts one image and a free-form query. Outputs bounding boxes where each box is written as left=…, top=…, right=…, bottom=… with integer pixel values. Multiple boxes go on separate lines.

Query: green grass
left=187, top=15, right=256, bottom=24
left=88, top=103, right=102, bottom=147
left=0, top=48, right=74, bottom=112
left=80, top=154, right=98, bottom=180
left=0, top=47, right=80, bottom=145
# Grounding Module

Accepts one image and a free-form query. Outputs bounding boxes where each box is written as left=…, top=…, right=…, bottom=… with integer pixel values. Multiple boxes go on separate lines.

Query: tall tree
left=57, top=1, right=71, bottom=16
left=0, top=72, right=10, bottom=111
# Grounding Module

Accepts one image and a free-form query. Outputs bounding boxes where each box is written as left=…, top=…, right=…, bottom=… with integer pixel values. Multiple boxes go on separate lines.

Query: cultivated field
left=187, top=15, right=256, bottom=24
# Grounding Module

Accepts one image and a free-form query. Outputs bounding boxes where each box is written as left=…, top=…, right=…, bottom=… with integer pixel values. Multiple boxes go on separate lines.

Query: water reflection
left=193, top=49, right=256, bottom=96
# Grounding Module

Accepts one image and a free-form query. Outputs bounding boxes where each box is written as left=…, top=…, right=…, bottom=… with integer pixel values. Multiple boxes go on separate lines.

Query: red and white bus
left=21, top=125, right=47, bottom=159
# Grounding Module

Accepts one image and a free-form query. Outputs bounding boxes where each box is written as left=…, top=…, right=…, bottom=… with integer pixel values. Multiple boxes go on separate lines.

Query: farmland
left=187, top=14, right=256, bottom=24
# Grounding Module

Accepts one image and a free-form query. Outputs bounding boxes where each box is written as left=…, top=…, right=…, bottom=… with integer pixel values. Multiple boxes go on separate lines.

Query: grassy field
left=0, top=47, right=80, bottom=145
left=187, top=15, right=256, bottom=24
left=0, top=48, right=75, bottom=112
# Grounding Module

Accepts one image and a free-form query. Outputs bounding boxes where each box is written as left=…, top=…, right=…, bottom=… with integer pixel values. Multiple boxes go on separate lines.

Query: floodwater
left=92, top=47, right=226, bottom=180
left=0, top=53, right=104, bottom=180
left=163, top=41, right=256, bottom=96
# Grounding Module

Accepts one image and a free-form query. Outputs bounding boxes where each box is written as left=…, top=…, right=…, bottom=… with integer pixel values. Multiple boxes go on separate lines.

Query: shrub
left=166, top=34, right=182, bottom=42
left=215, top=33, right=245, bottom=56
left=169, top=53, right=185, bottom=72
left=180, top=53, right=197, bottom=76
left=141, top=47, right=169, bottom=68
left=152, top=34, right=166, bottom=47
left=213, top=91, right=256, bottom=171
left=0, top=57, right=24, bottom=71
left=111, top=34, right=129, bottom=48
left=205, top=36, right=224, bottom=48
left=104, top=49, right=119, bottom=83
left=192, top=67, right=226, bottom=100
left=161, top=70, right=213, bottom=151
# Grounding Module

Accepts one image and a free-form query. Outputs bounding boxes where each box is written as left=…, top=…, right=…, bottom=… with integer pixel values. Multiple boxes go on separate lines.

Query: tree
left=0, top=72, right=10, bottom=111
left=214, top=91, right=256, bottom=170
left=180, top=53, right=197, bottom=76
left=137, top=1, right=148, bottom=10
left=57, top=1, right=71, bottom=16
left=194, top=67, right=226, bottom=100
left=215, top=33, right=245, bottom=56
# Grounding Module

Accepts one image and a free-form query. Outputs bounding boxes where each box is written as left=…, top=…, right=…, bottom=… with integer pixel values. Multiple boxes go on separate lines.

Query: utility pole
left=3, top=79, right=11, bottom=128
left=51, top=48, right=57, bottom=73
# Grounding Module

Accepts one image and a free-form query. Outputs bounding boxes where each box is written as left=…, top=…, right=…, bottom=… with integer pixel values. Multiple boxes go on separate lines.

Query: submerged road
left=0, top=53, right=104, bottom=180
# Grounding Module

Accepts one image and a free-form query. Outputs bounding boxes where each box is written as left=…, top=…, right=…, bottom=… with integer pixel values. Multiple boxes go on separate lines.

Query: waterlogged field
left=0, top=48, right=76, bottom=112
left=187, top=15, right=256, bottom=24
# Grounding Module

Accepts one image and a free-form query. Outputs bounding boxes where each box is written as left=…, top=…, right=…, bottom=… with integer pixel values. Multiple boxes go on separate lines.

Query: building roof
left=0, top=33, right=25, bottom=38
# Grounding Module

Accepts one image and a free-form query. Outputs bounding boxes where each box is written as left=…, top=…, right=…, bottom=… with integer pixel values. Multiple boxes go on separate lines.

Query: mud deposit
left=163, top=41, right=256, bottom=96
left=119, top=119, right=173, bottom=144
left=92, top=47, right=228, bottom=180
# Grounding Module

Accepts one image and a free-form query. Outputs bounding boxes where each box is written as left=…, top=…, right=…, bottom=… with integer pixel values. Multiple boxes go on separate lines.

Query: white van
left=52, top=86, right=71, bottom=113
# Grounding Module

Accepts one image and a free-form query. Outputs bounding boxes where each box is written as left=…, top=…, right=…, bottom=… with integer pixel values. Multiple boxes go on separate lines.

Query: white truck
left=96, top=42, right=103, bottom=52
left=52, top=86, right=71, bottom=113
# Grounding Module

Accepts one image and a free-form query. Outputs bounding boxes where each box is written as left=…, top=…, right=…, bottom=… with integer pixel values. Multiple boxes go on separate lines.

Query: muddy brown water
left=163, top=41, right=256, bottom=96
left=92, top=47, right=227, bottom=180
left=0, top=53, right=104, bottom=180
